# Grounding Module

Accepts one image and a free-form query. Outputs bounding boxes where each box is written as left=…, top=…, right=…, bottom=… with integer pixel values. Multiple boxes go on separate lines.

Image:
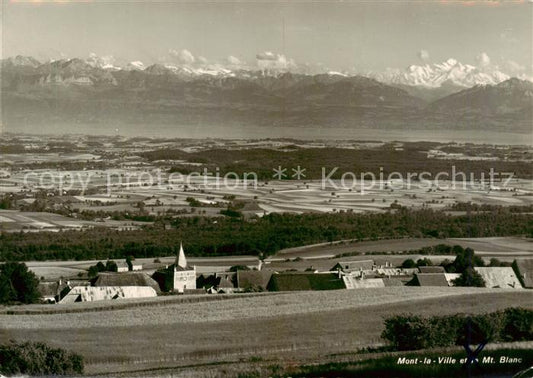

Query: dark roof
left=237, top=270, right=273, bottom=289
left=413, top=273, right=449, bottom=287
left=92, top=272, right=161, bottom=293
left=418, top=266, right=446, bottom=273
left=267, top=273, right=345, bottom=292
left=515, top=259, right=533, bottom=288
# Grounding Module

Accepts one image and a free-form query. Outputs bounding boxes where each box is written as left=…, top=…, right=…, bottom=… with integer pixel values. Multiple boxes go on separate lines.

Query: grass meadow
left=1, top=288, right=532, bottom=376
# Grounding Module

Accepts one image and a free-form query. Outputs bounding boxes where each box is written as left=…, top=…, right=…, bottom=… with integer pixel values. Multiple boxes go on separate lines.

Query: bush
left=456, top=311, right=506, bottom=345
left=502, top=308, right=533, bottom=341
left=0, top=341, right=84, bottom=376
left=382, top=315, right=432, bottom=351
left=428, top=314, right=464, bottom=347
left=382, top=308, right=533, bottom=351
left=105, top=260, right=118, bottom=272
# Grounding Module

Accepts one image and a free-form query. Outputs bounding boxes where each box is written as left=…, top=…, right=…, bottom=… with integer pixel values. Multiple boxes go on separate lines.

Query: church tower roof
left=175, top=242, right=188, bottom=269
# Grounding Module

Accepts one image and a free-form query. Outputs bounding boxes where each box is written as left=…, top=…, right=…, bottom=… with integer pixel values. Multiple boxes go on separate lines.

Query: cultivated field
left=1, top=288, right=531, bottom=376
left=0, top=209, right=146, bottom=232
left=2, top=176, right=532, bottom=218
left=270, top=236, right=533, bottom=260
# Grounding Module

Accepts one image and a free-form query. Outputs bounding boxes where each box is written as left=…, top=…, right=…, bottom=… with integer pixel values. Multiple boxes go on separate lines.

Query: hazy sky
left=2, top=1, right=532, bottom=73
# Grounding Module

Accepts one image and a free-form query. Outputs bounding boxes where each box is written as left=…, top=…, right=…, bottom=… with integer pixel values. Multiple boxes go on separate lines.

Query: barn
left=267, top=272, right=345, bottom=291
left=474, top=267, right=522, bottom=289
left=60, top=286, right=157, bottom=303
left=92, top=272, right=161, bottom=294
left=237, top=270, right=273, bottom=291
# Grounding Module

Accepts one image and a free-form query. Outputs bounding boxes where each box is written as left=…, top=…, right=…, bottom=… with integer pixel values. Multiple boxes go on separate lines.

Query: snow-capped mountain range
left=371, top=58, right=513, bottom=88
left=2, top=54, right=531, bottom=135
left=3, top=54, right=530, bottom=88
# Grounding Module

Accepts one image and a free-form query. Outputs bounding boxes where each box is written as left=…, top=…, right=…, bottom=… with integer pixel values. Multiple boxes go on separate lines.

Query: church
left=173, top=243, right=196, bottom=293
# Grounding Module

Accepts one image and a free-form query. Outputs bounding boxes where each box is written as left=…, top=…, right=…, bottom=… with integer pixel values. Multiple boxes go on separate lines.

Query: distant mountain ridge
left=428, top=78, right=533, bottom=115
left=1, top=55, right=531, bottom=134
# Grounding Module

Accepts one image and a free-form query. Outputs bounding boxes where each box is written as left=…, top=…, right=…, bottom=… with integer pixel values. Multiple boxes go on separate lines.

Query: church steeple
left=172, top=242, right=196, bottom=293
left=176, top=242, right=188, bottom=269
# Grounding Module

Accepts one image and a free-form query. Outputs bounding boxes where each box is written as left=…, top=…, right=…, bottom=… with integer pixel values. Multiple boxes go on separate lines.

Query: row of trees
left=87, top=260, right=118, bottom=278
left=142, top=145, right=533, bottom=179
left=382, top=308, right=533, bottom=351
left=1, top=208, right=531, bottom=261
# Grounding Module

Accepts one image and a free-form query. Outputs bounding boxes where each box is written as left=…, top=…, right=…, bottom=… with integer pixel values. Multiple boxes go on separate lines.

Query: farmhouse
left=53, top=271, right=161, bottom=304
left=267, top=272, right=345, bottom=291
left=60, top=286, right=157, bottom=303
left=474, top=267, right=522, bottom=289
left=92, top=272, right=160, bottom=293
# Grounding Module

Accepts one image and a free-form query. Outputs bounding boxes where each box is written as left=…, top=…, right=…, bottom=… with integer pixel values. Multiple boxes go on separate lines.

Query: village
left=34, top=240, right=532, bottom=305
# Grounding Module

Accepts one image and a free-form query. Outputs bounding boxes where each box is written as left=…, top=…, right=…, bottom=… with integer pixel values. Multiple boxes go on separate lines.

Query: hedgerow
left=382, top=307, right=533, bottom=351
